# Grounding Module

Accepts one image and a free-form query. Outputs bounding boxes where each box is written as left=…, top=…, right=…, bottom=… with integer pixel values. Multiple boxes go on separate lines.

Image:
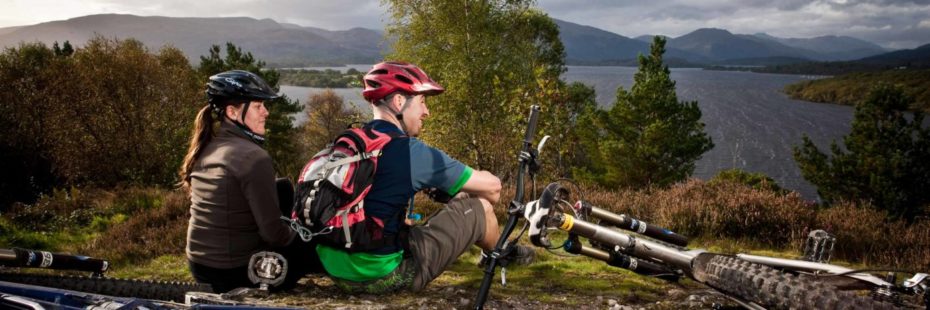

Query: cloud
left=536, top=0, right=930, bottom=48
left=2, top=0, right=928, bottom=49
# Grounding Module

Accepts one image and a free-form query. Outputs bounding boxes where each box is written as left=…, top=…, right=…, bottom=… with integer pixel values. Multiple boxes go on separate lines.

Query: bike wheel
left=0, top=271, right=211, bottom=302
left=695, top=255, right=905, bottom=310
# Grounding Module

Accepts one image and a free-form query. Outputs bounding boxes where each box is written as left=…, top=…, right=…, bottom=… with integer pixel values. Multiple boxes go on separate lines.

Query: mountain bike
left=473, top=105, right=930, bottom=309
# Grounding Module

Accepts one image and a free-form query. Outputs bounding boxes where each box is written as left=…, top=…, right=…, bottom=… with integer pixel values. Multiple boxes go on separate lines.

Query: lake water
left=282, top=66, right=855, bottom=200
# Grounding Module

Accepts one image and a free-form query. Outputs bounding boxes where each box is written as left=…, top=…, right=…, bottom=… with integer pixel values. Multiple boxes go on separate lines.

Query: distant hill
left=634, top=35, right=669, bottom=43
left=752, top=33, right=887, bottom=61
left=858, top=43, right=930, bottom=67
left=0, top=14, right=384, bottom=67
left=554, top=19, right=706, bottom=66
left=668, top=28, right=818, bottom=64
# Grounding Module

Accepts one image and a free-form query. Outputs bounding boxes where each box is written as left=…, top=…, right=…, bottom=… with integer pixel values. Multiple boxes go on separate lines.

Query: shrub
left=709, top=169, right=785, bottom=193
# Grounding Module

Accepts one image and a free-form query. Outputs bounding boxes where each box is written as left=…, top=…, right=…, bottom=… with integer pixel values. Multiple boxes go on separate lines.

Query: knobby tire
left=0, top=271, right=211, bottom=302
left=698, top=255, right=914, bottom=309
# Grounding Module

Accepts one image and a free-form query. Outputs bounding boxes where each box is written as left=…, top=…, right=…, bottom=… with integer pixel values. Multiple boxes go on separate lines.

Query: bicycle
left=474, top=105, right=930, bottom=309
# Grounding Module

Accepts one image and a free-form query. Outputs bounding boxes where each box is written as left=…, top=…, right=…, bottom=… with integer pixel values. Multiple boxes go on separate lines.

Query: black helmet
left=206, top=70, right=279, bottom=110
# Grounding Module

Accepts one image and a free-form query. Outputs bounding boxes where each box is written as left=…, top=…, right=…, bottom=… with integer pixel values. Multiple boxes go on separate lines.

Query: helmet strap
left=226, top=101, right=266, bottom=145
left=381, top=93, right=414, bottom=135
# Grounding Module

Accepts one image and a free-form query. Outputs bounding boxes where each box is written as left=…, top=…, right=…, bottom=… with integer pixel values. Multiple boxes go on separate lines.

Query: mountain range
left=0, top=14, right=916, bottom=67
left=0, top=14, right=383, bottom=67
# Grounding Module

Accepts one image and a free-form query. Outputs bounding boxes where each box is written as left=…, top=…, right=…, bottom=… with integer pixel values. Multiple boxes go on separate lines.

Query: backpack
left=291, top=127, right=402, bottom=252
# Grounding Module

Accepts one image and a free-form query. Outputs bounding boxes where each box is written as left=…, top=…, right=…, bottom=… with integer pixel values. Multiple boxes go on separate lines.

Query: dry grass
left=77, top=188, right=189, bottom=264
left=4, top=180, right=927, bottom=273
left=476, top=179, right=929, bottom=271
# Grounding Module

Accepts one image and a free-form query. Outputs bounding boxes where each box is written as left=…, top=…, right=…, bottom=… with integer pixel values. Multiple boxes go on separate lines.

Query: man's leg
left=476, top=198, right=500, bottom=251
left=404, top=197, right=486, bottom=291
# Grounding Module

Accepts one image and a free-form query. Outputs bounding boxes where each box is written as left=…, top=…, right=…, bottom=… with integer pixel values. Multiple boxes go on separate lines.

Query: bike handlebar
left=1, top=248, right=109, bottom=275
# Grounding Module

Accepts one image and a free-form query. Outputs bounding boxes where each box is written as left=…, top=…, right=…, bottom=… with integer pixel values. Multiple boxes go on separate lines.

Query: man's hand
left=424, top=188, right=454, bottom=204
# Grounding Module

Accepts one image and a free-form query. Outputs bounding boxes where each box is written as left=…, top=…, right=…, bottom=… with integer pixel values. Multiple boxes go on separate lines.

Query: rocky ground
left=227, top=276, right=742, bottom=309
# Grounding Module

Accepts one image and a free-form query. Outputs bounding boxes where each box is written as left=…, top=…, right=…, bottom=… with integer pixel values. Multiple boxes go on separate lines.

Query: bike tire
left=696, top=255, right=906, bottom=310
left=0, top=271, right=211, bottom=302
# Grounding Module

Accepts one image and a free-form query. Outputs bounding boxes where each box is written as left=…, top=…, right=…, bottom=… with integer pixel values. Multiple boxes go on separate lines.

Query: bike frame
left=473, top=105, right=541, bottom=309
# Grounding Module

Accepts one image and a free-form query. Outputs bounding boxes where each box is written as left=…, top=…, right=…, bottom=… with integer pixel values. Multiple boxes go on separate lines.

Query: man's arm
left=460, top=170, right=502, bottom=205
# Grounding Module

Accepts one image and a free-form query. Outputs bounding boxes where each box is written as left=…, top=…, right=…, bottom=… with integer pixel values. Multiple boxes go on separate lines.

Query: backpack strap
left=322, top=150, right=384, bottom=170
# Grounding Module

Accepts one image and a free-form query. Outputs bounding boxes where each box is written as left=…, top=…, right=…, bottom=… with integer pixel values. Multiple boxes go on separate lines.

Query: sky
left=1, top=0, right=928, bottom=49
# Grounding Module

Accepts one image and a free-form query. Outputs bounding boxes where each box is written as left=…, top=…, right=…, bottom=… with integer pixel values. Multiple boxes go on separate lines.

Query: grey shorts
left=401, top=197, right=486, bottom=291
left=331, top=198, right=486, bottom=293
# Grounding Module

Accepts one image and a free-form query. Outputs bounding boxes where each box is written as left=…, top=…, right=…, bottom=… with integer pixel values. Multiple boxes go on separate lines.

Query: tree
left=576, top=37, right=713, bottom=188
left=61, top=41, right=74, bottom=56
left=385, top=0, right=581, bottom=178
left=198, top=43, right=303, bottom=179
left=47, top=37, right=201, bottom=186
left=0, top=37, right=202, bottom=196
left=297, top=89, right=364, bottom=159
left=0, top=42, right=63, bottom=207
left=794, top=84, right=930, bottom=220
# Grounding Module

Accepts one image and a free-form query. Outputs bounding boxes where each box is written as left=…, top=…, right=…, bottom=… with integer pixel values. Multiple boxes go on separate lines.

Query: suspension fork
left=548, top=213, right=703, bottom=274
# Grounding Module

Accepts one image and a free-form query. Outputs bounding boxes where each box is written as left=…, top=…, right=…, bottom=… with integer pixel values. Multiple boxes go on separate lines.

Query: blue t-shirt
left=363, top=120, right=472, bottom=254
left=317, top=120, right=473, bottom=281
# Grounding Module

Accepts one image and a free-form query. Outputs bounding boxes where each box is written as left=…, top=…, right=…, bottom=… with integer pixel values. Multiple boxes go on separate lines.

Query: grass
left=1, top=181, right=928, bottom=307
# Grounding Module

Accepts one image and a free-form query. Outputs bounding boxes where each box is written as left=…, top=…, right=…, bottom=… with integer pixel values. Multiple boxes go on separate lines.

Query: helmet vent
left=402, top=68, right=421, bottom=80
left=365, top=79, right=381, bottom=88
left=394, top=74, right=413, bottom=85
left=370, top=69, right=389, bottom=75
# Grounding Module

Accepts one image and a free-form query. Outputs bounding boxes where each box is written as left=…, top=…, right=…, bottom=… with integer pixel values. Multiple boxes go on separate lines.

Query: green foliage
left=296, top=89, right=365, bottom=160
left=0, top=37, right=201, bottom=201
left=0, top=42, right=62, bottom=208
left=575, top=37, right=714, bottom=188
left=198, top=43, right=303, bottom=179
left=709, top=169, right=785, bottom=193
left=784, top=69, right=930, bottom=112
left=794, top=84, right=930, bottom=220
left=386, top=0, right=585, bottom=177
left=278, top=68, right=363, bottom=88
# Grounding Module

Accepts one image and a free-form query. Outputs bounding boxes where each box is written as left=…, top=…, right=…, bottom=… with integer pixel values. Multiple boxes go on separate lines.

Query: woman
left=178, top=70, right=305, bottom=293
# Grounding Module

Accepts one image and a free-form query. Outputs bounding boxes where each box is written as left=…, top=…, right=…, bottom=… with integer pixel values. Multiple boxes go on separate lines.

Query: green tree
left=794, top=84, right=930, bottom=220
left=0, top=37, right=202, bottom=196
left=198, top=43, right=303, bottom=179
left=385, top=0, right=580, bottom=177
left=48, top=37, right=201, bottom=186
left=576, top=37, right=713, bottom=188
left=297, top=89, right=364, bottom=160
left=0, top=42, right=63, bottom=207
left=61, top=41, right=74, bottom=56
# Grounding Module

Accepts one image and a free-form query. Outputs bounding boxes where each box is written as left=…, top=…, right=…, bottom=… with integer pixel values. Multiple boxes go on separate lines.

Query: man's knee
left=478, top=198, right=494, bottom=217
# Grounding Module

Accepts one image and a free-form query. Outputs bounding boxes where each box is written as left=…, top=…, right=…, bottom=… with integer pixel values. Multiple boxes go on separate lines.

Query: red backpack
left=291, top=127, right=401, bottom=252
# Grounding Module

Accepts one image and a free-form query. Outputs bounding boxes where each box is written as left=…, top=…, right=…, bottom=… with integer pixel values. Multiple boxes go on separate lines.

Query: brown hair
left=178, top=105, right=216, bottom=192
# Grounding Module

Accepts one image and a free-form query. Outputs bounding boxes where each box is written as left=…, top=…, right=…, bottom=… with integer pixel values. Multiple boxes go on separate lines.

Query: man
left=316, top=61, right=534, bottom=293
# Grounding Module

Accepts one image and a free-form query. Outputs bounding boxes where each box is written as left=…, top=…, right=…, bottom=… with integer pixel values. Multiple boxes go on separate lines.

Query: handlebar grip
left=523, top=105, right=541, bottom=146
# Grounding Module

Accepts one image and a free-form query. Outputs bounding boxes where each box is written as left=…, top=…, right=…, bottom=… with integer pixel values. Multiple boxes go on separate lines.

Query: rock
left=608, top=299, right=618, bottom=306
left=459, top=298, right=470, bottom=306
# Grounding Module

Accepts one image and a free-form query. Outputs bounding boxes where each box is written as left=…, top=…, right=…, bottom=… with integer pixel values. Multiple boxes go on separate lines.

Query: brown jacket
left=186, top=121, right=295, bottom=268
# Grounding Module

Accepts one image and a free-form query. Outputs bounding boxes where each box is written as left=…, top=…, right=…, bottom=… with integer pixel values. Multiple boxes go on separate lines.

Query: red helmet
left=362, top=61, right=444, bottom=104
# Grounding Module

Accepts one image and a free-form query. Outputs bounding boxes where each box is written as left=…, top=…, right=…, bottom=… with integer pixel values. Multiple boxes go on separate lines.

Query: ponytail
left=178, top=105, right=216, bottom=192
